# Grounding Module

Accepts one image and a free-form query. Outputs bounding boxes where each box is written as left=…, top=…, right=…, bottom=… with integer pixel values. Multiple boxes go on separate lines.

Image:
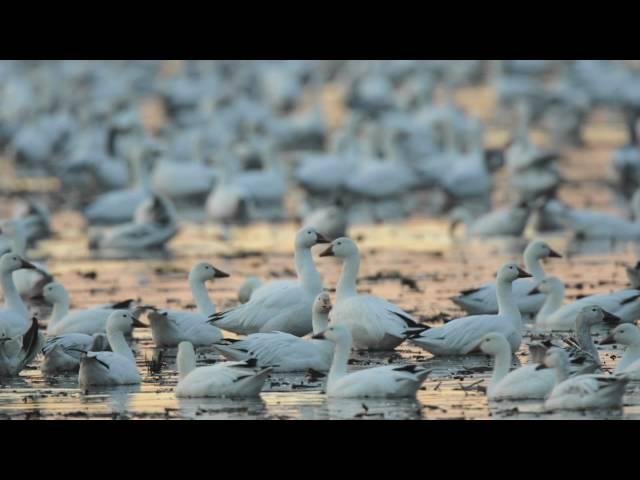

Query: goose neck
left=336, top=253, right=360, bottom=302
left=523, top=249, right=545, bottom=281
left=575, top=318, right=600, bottom=365
left=177, top=345, right=196, bottom=380
left=327, top=335, right=351, bottom=389
left=535, top=283, right=565, bottom=324
left=1, top=271, right=27, bottom=317
left=107, top=328, right=135, bottom=364
left=49, top=293, right=71, bottom=328
left=489, top=345, right=512, bottom=392
left=312, top=310, right=329, bottom=335
left=295, top=246, right=323, bottom=295
left=189, top=275, right=216, bottom=316
left=552, top=360, right=569, bottom=385
left=496, top=278, right=522, bottom=327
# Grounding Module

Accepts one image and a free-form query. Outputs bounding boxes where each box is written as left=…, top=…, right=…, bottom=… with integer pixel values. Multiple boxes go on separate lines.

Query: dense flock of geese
left=2, top=60, right=640, bottom=417
left=1, top=227, right=639, bottom=411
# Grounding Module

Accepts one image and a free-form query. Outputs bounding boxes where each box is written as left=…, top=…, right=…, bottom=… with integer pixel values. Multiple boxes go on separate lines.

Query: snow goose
left=472, top=332, right=555, bottom=400
left=213, top=291, right=334, bottom=372
left=88, top=195, right=179, bottom=252
left=78, top=311, right=144, bottom=387
left=312, top=324, right=430, bottom=398
left=147, top=262, right=228, bottom=347
left=175, top=341, right=272, bottom=398
left=599, top=323, right=640, bottom=376
left=535, top=279, right=640, bottom=330
left=410, top=263, right=531, bottom=356
left=41, top=332, right=109, bottom=375
left=318, top=237, right=426, bottom=350
left=452, top=239, right=562, bottom=315
left=42, top=281, right=139, bottom=336
left=449, top=203, right=531, bottom=238
left=0, top=253, right=39, bottom=338
left=208, top=228, right=329, bottom=336
left=0, top=318, right=42, bottom=377
left=538, top=348, right=629, bottom=411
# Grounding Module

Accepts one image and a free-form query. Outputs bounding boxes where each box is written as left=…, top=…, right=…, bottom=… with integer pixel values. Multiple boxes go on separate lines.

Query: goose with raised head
left=472, top=332, right=555, bottom=400
left=175, top=341, right=272, bottom=398
left=42, top=281, right=138, bottom=336
left=600, top=323, right=640, bottom=376
left=208, top=228, right=329, bottom=336
left=410, top=263, right=531, bottom=356
left=0, top=318, right=42, bottom=377
left=0, top=252, right=40, bottom=338
left=78, top=311, right=144, bottom=387
left=535, top=278, right=640, bottom=330
left=538, top=348, right=629, bottom=411
left=213, top=291, right=334, bottom=372
left=147, top=262, right=228, bottom=347
left=41, top=332, right=110, bottom=375
left=318, top=237, right=427, bottom=351
left=312, top=324, right=430, bottom=398
left=452, top=239, right=562, bottom=315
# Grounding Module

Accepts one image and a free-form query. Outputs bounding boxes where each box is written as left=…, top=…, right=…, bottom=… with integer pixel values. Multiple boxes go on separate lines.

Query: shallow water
left=1, top=218, right=640, bottom=420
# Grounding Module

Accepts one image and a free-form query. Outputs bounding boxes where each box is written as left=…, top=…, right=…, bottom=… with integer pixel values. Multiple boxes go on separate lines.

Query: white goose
left=78, top=311, right=143, bottom=387
left=452, top=239, right=562, bottom=315
left=534, top=277, right=640, bottom=330
left=0, top=252, right=39, bottom=338
left=312, top=324, right=430, bottom=398
left=213, top=291, right=334, bottom=372
left=41, top=332, right=109, bottom=375
left=0, top=318, right=41, bottom=377
left=208, top=228, right=329, bottom=336
left=318, top=237, right=426, bottom=350
left=42, top=281, right=138, bottom=336
left=538, top=348, right=629, bottom=411
left=148, top=262, right=228, bottom=348
left=473, top=332, right=555, bottom=400
left=237, top=276, right=262, bottom=304
left=175, top=341, right=272, bottom=398
left=600, top=323, right=640, bottom=376
left=410, top=263, right=531, bottom=356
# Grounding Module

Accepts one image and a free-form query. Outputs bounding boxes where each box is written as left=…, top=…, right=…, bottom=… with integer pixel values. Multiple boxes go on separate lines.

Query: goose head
left=41, top=282, right=69, bottom=305
left=295, top=228, right=331, bottom=249
left=0, top=252, right=37, bottom=274
left=496, top=263, right=531, bottom=283
left=313, top=291, right=332, bottom=314
left=576, top=305, right=620, bottom=328
left=472, top=332, right=511, bottom=356
left=600, top=323, right=640, bottom=346
left=311, top=324, right=352, bottom=345
left=526, top=239, right=562, bottom=260
left=189, top=262, right=230, bottom=283
left=319, top=237, right=358, bottom=259
left=537, top=346, right=569, bottom=370
left=107, top=310, right=146, bottom=333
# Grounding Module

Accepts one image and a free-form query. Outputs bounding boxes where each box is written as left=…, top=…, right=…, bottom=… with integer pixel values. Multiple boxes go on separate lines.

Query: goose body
left=474, top=333, right=555, bottom=400
left=175, top=342, right=271, bottom=398
left=319, top=237, right=426, bottom=351
left=209, top=228, right=329, bottom=336
left=214, top=292, right=334, bottom=372
left=148, top=262, right=228, bottom=347
left=312, top=324, right=429, bottom=398
left=411, top=263, right=530, bottom=356
left=41, top=333, right=109, bottom=375
left=540, top=348, right=628, bottom=411
left=78, top=311, right=142, bottom=387
left=0, top=318, right=43, bottom=377
left=452, top=240, right=562, bottom=315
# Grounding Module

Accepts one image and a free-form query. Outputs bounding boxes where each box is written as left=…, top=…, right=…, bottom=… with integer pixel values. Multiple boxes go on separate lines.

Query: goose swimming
left=148, top=262, right=228, bottom=347
left=208, top=228, right=329, bottom=336
left=312, top=324, right=430, bottom=398
left=452, top=239, right=562, bottom=315
left=213, top=291, right=334, bottom=372
left=175, top=341, right=272, bottom=398
left=410, top=263, right=530, bottom=356
left=318, top=237, right=427, bottom=350
left=78, top=311, right=144, bottom=387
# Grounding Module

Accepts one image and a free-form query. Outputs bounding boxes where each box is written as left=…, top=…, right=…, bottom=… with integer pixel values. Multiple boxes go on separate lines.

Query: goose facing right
left=175, top=341, right=272, bottom=398
left=312, top=324, right=430, bottom=398
left=410, top=263, right=531, bottom=356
